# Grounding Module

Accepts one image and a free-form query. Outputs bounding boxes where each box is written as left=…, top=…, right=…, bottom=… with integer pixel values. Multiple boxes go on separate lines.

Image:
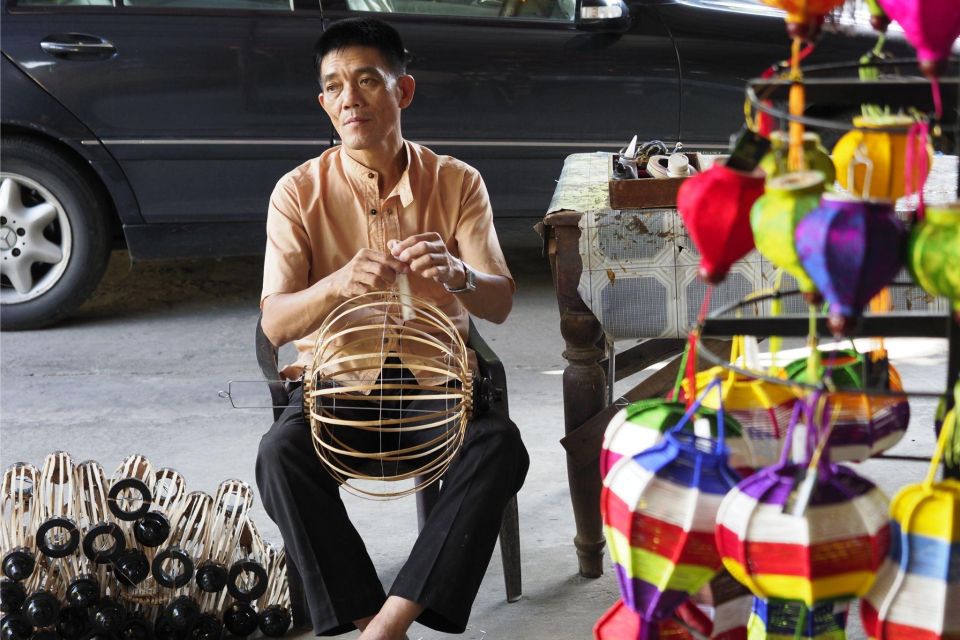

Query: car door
left=319, top=0, right=680, bottom=217
left=2, top=0, right=328, bottom=228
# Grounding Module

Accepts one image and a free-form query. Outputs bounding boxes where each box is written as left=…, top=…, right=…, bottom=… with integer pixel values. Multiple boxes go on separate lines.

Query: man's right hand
left=331, top=249, right=408, bottom=299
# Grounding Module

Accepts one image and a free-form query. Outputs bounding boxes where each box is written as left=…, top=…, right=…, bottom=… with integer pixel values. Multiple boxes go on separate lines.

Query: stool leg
left=499, top=494, right=522, bottom=602
left=415, top=475, right=441, bottom=532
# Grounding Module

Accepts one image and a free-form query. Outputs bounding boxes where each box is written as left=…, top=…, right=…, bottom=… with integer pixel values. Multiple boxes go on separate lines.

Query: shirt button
left=367, top=172, right=375, bottom=179
left=370, top=209, right=377, bottom=216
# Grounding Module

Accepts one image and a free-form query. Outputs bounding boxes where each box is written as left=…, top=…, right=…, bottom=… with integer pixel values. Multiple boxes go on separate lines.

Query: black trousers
left=255, top=372, right=528, bottom=636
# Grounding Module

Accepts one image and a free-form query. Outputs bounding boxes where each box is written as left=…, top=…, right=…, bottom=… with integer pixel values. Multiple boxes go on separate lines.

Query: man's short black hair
left=314, top=18, right=409, bottom=84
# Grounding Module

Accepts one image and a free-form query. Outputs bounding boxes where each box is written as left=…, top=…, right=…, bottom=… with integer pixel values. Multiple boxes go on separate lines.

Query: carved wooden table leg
left=546, top=213, right=607, bottom=578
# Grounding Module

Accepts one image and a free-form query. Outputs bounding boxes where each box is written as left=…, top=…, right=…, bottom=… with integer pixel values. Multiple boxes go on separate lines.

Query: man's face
left=318, top=46, right=413, bottom=152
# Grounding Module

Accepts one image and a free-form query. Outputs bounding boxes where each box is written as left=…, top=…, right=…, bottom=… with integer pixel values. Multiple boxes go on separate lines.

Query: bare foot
left=357, top=596, right=423, bottom=640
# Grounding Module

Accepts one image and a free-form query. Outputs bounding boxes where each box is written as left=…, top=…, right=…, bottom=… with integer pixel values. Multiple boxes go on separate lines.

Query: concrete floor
left=0, top=221, right=950, bottom=639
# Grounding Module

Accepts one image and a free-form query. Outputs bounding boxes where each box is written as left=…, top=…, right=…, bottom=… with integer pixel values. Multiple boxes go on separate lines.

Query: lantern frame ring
left=693, top=286, right=950, bottom=401
left=745, top=56, right=958, bottom=133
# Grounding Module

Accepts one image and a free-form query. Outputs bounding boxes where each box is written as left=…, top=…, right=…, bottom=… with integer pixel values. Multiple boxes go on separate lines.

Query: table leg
left=550, top=221, right=607, bottom=578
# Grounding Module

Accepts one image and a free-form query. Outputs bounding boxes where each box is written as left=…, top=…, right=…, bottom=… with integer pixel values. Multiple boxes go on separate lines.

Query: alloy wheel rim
left=0, top=173, right=73, bottom=305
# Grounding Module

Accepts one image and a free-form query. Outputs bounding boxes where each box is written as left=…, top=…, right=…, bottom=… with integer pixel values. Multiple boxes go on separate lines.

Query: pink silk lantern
left=677, top=163, right=766, bottom=285
left=877, top=0, right=960, bottom=79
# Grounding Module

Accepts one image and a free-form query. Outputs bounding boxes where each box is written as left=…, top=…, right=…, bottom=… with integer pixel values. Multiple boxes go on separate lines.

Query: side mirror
left=576, top=0, right=630, bottom=32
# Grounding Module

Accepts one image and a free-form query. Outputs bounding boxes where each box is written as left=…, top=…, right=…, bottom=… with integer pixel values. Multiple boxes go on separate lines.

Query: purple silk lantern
left=795, top=195, right=905, bottom=336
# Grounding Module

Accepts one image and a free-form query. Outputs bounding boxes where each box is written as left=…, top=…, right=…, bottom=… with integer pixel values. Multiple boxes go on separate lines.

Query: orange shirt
left=261, top=141, right=514, bottom=384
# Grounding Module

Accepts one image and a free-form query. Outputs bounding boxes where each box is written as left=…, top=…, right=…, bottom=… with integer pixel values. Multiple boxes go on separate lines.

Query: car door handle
left=40, top=35, right=116, bottom=59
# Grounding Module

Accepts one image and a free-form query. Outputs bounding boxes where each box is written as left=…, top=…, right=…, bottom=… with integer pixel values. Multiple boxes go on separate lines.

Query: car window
left=121, top=0, right=290, bottom=8
left=14, top=0, right=113, bottom=5
left=347, top=0, right=575, bottom=21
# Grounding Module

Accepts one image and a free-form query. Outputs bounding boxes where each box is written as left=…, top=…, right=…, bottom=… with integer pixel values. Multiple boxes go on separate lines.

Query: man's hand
left=331, top=248, right=407, bottom=298
left=389, top=233, right=465, bottom=289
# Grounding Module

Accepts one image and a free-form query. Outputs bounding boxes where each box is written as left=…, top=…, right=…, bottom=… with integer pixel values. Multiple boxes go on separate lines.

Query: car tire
left=1, top=137, right=111, bottom=330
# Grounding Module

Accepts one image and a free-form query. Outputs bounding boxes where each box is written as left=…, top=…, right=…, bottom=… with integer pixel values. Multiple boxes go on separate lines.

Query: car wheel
left=1, top=137, right=111, bottom=330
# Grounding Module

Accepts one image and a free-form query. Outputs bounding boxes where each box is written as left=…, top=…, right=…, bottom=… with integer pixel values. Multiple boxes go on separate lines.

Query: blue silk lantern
left=795, top=195, right=905, bottom=336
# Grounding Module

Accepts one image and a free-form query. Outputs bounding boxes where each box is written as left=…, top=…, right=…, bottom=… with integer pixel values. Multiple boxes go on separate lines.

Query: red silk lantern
left=677, top=163, right=765, bottom=285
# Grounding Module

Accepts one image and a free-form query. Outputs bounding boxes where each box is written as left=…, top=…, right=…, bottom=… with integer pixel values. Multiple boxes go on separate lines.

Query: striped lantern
left=860, top=403, right=960, bottom=639
left=784, top=350, right=910, bottom=462
left=794, top=195, right=906, bottom=336
left=601, top=379, right=741, bottom=634
left=601, top=399, right=753, bottom=479
left=747, top=598, right=848, bottom=640
left=594, top=599, right=696, bottom=640
left=681, top=367, right=798, bottom=471
left=716, top=399, right=891, bottom=608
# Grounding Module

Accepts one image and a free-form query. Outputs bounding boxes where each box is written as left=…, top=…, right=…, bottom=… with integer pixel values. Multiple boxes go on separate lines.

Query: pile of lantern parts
left=0, top=452, right=293, bottom=640
left=597, top=364, right=960, bottom=640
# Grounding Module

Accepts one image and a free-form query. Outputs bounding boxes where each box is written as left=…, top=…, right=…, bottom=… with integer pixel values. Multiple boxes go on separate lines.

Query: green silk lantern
left=908, top=202, right=960, bottom=318
left=750, top=171, right=826, bottom=295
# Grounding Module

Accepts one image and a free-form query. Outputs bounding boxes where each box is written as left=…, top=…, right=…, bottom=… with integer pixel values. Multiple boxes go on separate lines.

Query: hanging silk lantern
left=832, top=116, right=933, bottom=201
left=601, top=399, right=752, bottom=479
left=601, top=380, right=741, bottom=635
left=784, top=350, right=910, bottom=463
left=677, top=163, right=765, bottom=284
left=758, top=0, right=844, bottom=39
left=860, top=406, right=960, bottom=639
left=747, top=598, right=848, bottom=640
left=759, top=131, right=836, bottom=186
left=876, top=0, right=960, bottom=79
left=594, top=599, right=695, bottom=640
left=908, top=202, right=960, bottom=321
left=794, top=195, right=906, bottom=336
left=682, top=339, right=798, bottom=470
left=716, top=399, right=891, bottom=607
left=751, top=171, right=825, bottom=296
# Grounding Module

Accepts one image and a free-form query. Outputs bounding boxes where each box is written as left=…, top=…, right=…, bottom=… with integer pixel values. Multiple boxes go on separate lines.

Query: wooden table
left=538, top=153, right=729, bottom=578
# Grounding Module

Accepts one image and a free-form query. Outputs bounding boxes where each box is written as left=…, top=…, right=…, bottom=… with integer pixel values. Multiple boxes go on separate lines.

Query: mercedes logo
left=0, top=226, right=17, bottom=251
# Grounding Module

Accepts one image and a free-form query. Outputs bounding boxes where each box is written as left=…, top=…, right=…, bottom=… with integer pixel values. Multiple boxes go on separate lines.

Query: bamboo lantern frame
left=305, top=291, right=473, bottom=499
left=1, top=463, right=39, bottom=583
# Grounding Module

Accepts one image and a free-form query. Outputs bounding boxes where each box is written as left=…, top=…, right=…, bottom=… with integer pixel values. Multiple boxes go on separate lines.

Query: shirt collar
left=340, top=142, right=414, bottom=208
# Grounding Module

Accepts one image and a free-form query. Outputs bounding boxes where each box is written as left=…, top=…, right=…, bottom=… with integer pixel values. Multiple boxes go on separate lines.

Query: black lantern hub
left=83, top=523, right=126, bottom=565
left=194, top=562, right=227, bottom=594
left=188, top=614, right=222, bottom=640
left=65, top=575, right=100, bottom=609
left=34, top=517, right=80, bottom=559
left=0, top=581, right=26, bottom=614
left=134, top=512, right=170, bottom=548
left=56, top=606, right=90, bottom=640
left=108, top=478, right=152, bottom=522
left=222, top=602, right=257, bottom=638
left=90, top=597, right=126, bottom=633
left=258, top=605, right=291, bottom=638
left=164, top=597, right=199, bottom=632
left=113, top=549, right=150, bottom=587
left=226, top=561, right=267, bottom=602
left=151, top=547, right=193, bottom=590
left=120, top=617, right=154, bottom=640
left=22, top=591, right=58, bottom=628
left=1, top=551, right=34, bottom=583
left=0, top=613, right=32, bottom=640
left=29, top=628, right=58, bottom=640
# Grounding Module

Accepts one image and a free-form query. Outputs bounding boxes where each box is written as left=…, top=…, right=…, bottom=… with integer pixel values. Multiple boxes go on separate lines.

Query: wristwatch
left=444, top=258, right=477, bottom=293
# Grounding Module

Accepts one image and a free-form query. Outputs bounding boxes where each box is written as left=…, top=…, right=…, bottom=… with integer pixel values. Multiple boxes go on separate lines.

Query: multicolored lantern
left=784, top=350, right=910, bottom=463
left=747, top=598, right=848, bottom=640
left=601, top=379, right=741, bottom=634
left=759, top=131, right=836, bottom=186
left=594, top=599, right=696, bottom=640
left=751, top=171, right=825, bottom=296
left=832, top=115, right=933, bottom=201
left=601, top=399, right=753, bottom=478
left=716, top=399, right=891, bottom=607
left=758, top=0, right=844, bottom=39
left=677, top=163, right=765, bottom=284
left=860, top=394, right=960, bottom=639
left=908, top=202, right=960, bottom=321
left=876, top=0, right=960, bottom=79
left=794, top=195, right=906, bottom=335
left=682, top=338, right=798, bottom=470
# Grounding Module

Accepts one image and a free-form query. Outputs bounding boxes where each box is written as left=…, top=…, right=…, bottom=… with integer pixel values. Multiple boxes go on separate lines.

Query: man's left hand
left=389, top=233, right=466, bottom=289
